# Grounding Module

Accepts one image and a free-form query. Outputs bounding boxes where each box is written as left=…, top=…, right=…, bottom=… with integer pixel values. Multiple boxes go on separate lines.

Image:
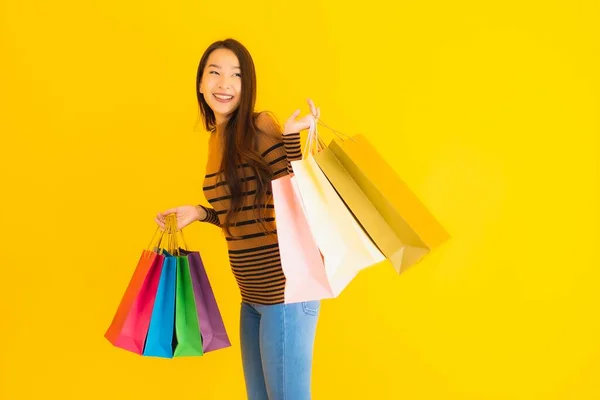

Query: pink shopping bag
left=272, top=173, right=335, bottom=303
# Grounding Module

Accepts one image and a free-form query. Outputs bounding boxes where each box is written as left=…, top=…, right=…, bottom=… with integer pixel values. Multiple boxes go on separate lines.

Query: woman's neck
left=214, top=121, right=226, bottom=135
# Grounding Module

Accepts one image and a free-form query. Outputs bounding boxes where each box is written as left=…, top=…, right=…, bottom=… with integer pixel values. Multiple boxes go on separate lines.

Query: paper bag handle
left=302, top=114, right=327, bottom=157
left=301, top=111, right=357, bottom=157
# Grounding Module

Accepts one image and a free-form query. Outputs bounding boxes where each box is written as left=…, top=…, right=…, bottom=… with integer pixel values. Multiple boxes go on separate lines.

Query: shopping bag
left=182, top=249, right=231, bottom=353
left=104, top=226, right=166, bottom=354
left=142, top=253, right=177, bottom=358
left=313, top=147, right=406, bottom=271
left=173, top=255, right=204, bottom=357
left=286, top=119, right=386, bottom=298
left=272, top=173, right=333, bottom=303
left=326, top=133, right=450, bottom=273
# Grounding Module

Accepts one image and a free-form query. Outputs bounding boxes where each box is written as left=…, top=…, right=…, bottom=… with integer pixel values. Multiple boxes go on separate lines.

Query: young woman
left=155, top=38, right=321, bottom=400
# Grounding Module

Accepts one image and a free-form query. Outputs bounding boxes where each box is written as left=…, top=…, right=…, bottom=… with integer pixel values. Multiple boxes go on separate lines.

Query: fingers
left=155, top=215, right=181, bottom=234
left=307, top=98, right=314, bottom=109
left=287, top=101, right=320, bottom=132
left=156, top=207, right=178, bottom=229
left=306, top=98, right=320, bottom=119
left=307, top=98, right=315, bottom=115
left=161, top=207, right=178, bottom=215
left=156, top=207, right=177, bottom=221
left=288, top=109, right=300, bottom=121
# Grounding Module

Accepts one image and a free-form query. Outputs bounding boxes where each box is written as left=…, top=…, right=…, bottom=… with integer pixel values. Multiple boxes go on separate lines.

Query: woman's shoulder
left=253, top=110, right=284, bottom=151
left=254, top=110, right=283, bottom=138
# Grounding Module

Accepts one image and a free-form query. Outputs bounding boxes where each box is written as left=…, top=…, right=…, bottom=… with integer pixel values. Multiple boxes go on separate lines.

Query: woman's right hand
left=155, top=205, right=205, bottom=230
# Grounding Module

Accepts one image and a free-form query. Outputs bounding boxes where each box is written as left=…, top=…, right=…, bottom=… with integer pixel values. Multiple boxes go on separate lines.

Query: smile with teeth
left=214, top=94, right=233, bottom=100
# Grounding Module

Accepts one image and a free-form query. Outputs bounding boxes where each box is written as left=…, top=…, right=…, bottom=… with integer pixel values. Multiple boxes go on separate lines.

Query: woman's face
left=199, top=48, right=242, bottom=124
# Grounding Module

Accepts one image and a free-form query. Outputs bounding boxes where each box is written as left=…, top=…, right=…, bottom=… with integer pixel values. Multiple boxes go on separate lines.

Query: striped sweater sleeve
left=197, top=204, right=222, bottom=227
left=255, top=111, right=303, bottom=178
left=282, top=133, right=302, bottom=174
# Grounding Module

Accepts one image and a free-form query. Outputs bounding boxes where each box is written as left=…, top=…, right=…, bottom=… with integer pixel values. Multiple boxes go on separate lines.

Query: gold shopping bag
left=317, top=132, right=450, bottom=273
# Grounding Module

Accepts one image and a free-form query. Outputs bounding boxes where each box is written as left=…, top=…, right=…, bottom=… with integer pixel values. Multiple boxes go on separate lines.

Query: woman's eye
left=209, top=71, right=219, bottom=75
left=234, top=73, right=242, bottom=77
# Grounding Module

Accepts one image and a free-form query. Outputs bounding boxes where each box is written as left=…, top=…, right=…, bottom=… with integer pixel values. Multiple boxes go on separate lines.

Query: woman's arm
left=255, top=111, right=303, bottom=178
left=196, top=204, right=222, bottom=227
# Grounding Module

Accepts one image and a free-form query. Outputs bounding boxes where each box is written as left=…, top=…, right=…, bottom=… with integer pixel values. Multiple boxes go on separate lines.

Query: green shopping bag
left=173, top=255, right=204, bottom=357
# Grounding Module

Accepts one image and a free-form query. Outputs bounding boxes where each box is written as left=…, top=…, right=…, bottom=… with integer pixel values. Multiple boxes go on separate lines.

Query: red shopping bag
left=104, top=229, right=166, bottom=354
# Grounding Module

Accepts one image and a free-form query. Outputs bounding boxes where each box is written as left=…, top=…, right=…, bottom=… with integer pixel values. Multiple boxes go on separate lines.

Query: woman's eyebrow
left=208, top=64, right=241, bottom=69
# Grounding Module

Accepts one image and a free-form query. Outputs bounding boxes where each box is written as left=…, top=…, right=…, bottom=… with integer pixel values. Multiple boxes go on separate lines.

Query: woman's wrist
left=195, top=205, right=207, bottom=221
left=282, top=124, right=300, bottom=136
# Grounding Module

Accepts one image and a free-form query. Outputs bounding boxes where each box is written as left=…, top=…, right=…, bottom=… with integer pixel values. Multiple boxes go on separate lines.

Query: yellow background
left=1, top=0, right=598, bottom=398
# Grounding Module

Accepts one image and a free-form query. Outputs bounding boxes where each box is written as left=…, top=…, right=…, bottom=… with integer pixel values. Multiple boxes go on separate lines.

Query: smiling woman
left=155, top=38, right=322, bottom=400
left=200, top=49, right=243, bottom=119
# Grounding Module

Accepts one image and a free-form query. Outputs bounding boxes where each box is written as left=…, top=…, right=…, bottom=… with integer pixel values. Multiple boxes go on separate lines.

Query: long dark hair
left=195, top=38, right=275, bottom=237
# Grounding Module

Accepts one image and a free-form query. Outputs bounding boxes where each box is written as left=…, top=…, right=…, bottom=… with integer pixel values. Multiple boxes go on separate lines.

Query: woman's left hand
left=283, top=98, right=320, bottom=135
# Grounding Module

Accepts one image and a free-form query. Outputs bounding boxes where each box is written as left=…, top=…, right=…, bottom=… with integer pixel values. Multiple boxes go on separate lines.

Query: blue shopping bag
left=142, top=252, right=177, bottom=358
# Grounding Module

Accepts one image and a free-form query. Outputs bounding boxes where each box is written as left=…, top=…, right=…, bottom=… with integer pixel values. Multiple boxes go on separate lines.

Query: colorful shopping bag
left=326, top=134, right=450, bottom=273
left=272, top=173, right=333, bottom=303
left=283, top=119, right=385, bottom=300
left=173, top=255, right=204, bottom=357
left=104, top=235, right=165, bottom=354
left=180, top=249, right=231, bottom=353
left=142, top=253, right=177, bottom=358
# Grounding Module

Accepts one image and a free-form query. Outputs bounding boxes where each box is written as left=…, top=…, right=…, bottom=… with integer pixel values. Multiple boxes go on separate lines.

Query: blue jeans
left=240, top=300, right=320, bottom=400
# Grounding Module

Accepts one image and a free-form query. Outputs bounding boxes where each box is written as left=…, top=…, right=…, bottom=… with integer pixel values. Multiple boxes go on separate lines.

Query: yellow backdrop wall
left=1, top=0, right=598, bottom=399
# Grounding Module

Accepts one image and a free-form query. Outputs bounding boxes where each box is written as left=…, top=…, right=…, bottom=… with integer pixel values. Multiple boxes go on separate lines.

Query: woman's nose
left=218, top=77, right=232, bottom=89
